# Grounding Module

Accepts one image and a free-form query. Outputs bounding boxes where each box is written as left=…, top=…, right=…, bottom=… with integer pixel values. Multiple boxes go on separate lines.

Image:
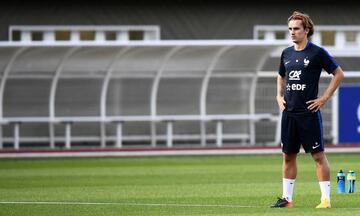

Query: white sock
left=319, top=181, right=330, bottom=200
left=282, top=178, right=295, bottom=202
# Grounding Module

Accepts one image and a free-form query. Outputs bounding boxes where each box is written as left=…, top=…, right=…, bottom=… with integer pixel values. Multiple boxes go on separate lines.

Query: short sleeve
left=320, top=48, right=339, bottom=74
left=278, top=51, right=286, bottom=77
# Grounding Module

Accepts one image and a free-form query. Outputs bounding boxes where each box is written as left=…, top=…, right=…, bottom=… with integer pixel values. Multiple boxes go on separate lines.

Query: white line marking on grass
left=3, top=201, right=360, bottom=209
left=0, top=201, right=262, bottom=208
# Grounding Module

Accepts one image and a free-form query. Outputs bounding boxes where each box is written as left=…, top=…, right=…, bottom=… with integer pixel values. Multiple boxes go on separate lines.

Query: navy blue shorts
left=281, top=110, right=324, bottom=154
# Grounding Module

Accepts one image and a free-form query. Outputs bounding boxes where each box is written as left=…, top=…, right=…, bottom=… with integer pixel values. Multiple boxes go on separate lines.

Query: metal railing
left=253, top=25, right=360, bottom=52
left=0, top=114, right=279, bottom=150
left=9, top=25, right=161, bottom=44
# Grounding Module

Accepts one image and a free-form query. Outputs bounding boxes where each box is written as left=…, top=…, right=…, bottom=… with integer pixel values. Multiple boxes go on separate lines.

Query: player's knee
left=311, top=152, right=326, bottom=163
left=283, top=154, right=297, bottom=163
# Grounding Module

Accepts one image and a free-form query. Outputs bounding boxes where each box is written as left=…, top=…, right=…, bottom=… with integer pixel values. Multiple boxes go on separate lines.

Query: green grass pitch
left=1, top=153, right=360, bottom=215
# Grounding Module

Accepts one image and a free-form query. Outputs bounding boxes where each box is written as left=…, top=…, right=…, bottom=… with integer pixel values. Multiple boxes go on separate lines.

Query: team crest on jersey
left=304, top=57, right=310, bottom=67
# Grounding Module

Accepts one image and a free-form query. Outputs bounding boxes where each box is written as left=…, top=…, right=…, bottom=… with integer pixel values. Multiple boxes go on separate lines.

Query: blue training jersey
left=278, top=42, right=339, bottom=113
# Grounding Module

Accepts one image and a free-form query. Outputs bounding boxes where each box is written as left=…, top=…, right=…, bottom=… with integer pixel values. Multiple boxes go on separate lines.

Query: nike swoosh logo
left=312, top=145, right=320, bottom=149
left=285, top=61, right=291, bottom=65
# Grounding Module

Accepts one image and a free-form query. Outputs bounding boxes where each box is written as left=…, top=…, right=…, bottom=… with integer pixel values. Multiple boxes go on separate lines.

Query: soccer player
left=270, top=11, right=344, bottom=208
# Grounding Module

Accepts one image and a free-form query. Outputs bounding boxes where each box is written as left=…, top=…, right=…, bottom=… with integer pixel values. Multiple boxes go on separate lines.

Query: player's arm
left=306, top=67, right=344, bottom=112
left=276, top=74, right=286, bottom=112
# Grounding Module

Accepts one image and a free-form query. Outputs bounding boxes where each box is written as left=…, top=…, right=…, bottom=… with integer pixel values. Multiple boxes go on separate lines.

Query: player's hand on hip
left=276, top=95, right=286, bottom=112
left=306, top=96, right=327, bottom=112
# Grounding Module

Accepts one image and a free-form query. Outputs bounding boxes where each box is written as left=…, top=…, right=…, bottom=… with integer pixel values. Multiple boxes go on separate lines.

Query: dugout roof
left=0, top=41, right=287, bottom=119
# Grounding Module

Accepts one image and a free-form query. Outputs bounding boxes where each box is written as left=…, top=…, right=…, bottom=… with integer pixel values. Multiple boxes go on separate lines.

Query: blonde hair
left=288, top=11, right=314, bottom=38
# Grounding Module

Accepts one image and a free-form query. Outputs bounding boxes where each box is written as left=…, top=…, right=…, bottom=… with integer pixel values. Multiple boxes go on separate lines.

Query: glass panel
left=3, top=79, right=51, bottom=117
left=66, top=123, right=100, bottom=136
left=12, top=30, right=21, bottom=41
left=275, top=31, right=286, bottom=39
left=64, top=47, right=120, bottom=75
left=55, top=79, right=102, bottom=116
left=113, top=47, right=172, bottom=75
left=214, top=46, right=271, bottom=72
left=256, top=78, right=278, bottom=114
left=80, top=31, right=95, bottom=41
left=16, top=123, right=49, bottom=137
left=321, top=31, right=335, bottom=46
left=223, top=121, right=249, bottom=137
left=11, top=47, right=70, bottom=75
left=207, top=77, right=252, bottom=114
left=107, top=78, right=152, bottom=116
left=173, top=121, right=201, bottom=135
left=256, top=121, right=277, bottom=142
left=0, top=48, right=20, bottom=74
left=157, top=78, right=202, bottom=115
left=2, top=124, right=14, bottom=140
left=163, top=47, right=219, bottom=73
left=257, top=30, right=265, bottom=40
left=31, top=31, right=43, bottom=41
left=345, top=31, right=356, bottom=42
left=107, top=122, right=150, bottom=136
left=105, top=31, right=117, bottom=41
left=55, top=31, right=71, bottom=41
left=129, top=30, right=144, bottom=40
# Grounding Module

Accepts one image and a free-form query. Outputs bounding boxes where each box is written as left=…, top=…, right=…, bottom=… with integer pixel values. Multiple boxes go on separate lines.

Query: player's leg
left=300, top=111, right=331, bottom=208
left=270, top=153, right=297, bottom=208
left=271, top=112, right=299, bottom=208
left=312, top=151, right=330, bottom=181
left=282, top=153, right=297, bottom=201
left=283, top=153, right=298, bottom=179
left=312, top=151, right=331, bottom=208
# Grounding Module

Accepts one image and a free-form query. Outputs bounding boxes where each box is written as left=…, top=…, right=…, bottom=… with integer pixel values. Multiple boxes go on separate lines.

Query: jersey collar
left=293, top=41, right=312, bottom=52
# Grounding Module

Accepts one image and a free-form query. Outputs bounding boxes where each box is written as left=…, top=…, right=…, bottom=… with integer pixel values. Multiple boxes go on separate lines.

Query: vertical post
left=144, top=31, right=157, bottom=41
left=216, top=120, right=223, bottom=147
left=44, top=31, right=55, bottom=42
left=200, top=121, right=206, bottom=147
left=250, top=119, right=256, bottom=146
left=151, top=122, right=157, bottom=147
left=250, top=120, right=256, bottom=145
left=65, top=122, right=71, bottom=149
left=21, top=31, right=31, bottom=42
left=264, top=31, right=275, bottom=41
left=117, top=31, right=129, bottom=42
left=115, top=122, right=123, bottom=148
left=0, top=124, right=2, bottom=149
left=357, top=32, right=360, bottom=48
left=14, top=122, right=20, bottom=150
left=200, top=47, right=231, bottom=148
left=71, top=31, right=80, bottom=43
left=49, top=123, right=55, bottom=149
left=312, top=32, right=322, bottom=45
left=275, top=112, right=282, bottom=145
left=49, top=47, right=79, bottom=150
left=332, top=90, right=339, bottom=145
left=95, top=31, right=105, bottom=42
left=100, top=122, right=106, bottom=148
left=150, top=48, right=181, bottom=148
left=166, top=121, right=173, bottom=148
left=100, top=48, right=130, bottom=149
left=335, top=31, right=346, bottom=49
left=249, top=74, right=259, bottom=146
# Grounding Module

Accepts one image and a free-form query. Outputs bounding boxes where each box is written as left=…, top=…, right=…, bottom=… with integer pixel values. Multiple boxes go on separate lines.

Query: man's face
left=288, top=19, right=308, bottom=43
